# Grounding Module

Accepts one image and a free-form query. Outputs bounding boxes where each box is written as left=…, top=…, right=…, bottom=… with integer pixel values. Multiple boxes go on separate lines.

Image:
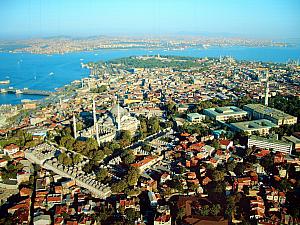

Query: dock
left=0, top=88, right=54, bottom=96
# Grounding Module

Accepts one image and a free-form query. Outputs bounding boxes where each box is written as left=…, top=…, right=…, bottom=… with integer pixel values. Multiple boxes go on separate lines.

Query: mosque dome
left=110, top=104, right=128, bottom=120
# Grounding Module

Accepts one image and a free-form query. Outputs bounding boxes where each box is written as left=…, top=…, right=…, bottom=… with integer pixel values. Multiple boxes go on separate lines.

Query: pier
left=0, top=88, right=54, bottom=96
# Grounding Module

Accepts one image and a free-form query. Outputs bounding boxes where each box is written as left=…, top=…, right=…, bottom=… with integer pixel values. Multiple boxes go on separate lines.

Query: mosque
left=74, top=99, right=139, bottom=145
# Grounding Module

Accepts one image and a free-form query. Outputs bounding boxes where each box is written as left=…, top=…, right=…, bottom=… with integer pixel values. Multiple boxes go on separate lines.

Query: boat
left=0, top=89, right=7, bottom=93
left=80, top=58, right=84, bottom=61
left=49, top=72, right=54, bottom=75
left=16, top=89, right=23, bottom=94
left=0, top=80, right=10, bottom=84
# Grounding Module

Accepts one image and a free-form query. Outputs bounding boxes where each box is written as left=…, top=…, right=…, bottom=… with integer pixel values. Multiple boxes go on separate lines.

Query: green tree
left=118, top=130, right=132, bottom=147
left=94, top=150, right=105, bottom=161
left=226, top=161, right=237, bottom=172
left=123, top=152, right=135, bottom=164
left=177, top=207, right=185, bottom=221
left=125, top=208, right=140, bottom=222
left=58, top=152, right=68, bottom=164
left=210, top=204, right=221, bottom=216
left=200, top=205, right=210, bottom=216
left=96, top=168, right=108, bottom=181
left=212, top=170, right=225, bottom=182
left=234, top=162, right=246, bottom=176
left=127, top=167, right=140, bottom=186
left=73, top=140, right=86, bottom=153
left=60, top=135, right=75, bottom=149
left=111, top=180, right=127, bottom=193
left=148, top=117, right=160, bottom=134
left=86, top=138, right=99, bottom=151
left=73, top=154, right=82, bottom=164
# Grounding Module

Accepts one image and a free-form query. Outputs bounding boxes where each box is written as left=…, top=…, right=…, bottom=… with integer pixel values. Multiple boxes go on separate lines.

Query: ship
left=16, top=89, right=23, bottom=94
left=0, top=80, right=10, bottom=84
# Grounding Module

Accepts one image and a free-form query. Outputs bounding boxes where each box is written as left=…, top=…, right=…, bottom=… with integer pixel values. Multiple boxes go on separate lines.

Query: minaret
left=88, top=79, right=91, bottom=90
left=264, top=72, right=269, bottom=106
left=59, top=98, right=62, bottom=108
left=93, top=99, right=97, bottom=130
left=117, top=98, right=121, bottom=131
left=81, top=79, right=84, bottom=89
left=73, top=114, right=77, bottom=139
left=92, top=99, right=100, bottom=146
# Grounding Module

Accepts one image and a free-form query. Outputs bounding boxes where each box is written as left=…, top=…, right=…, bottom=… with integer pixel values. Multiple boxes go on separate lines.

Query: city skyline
left=1, top=0, right=300, bottom=40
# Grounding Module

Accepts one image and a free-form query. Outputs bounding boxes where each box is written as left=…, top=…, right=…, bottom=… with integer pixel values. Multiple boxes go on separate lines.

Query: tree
left=118, top=130, right=132, bottom=147
left=73, top=140, right=86, bottom=153
left=260, top=154, right=274, bottom=173
left=15, top=130, right=32, bottom=147
left=96, top=168, right=108, bottom=181
left=125, top=208, right=140, bottom=222
left=76, top=121, right=84, bottom=131
left=212, top=170, right=225, bottom=182
left=58, top=152, right=68, bottom=164
left=111, top=180, right=127, bottom=193
left=127, top=167, right=140, bottom=186
left=177, top=207, right=185, bottom=221
left=64, top=157, right=72, bottom=166
left=86, top=138, right=98, bottom=151
left=226, top=195, right=237, bottom=219
left=200, top=205, right=210, bottom=216
left=94, top=150, right=105, bottom=161
left=234, top=162, right=246, bottom=176
left=148, top=117, right=160, bottom=134
left=226, top=161, right=237, bottom=172
left=123, top=152, right=135, bottom=164
left=60, top=135, right=75, bottom=149
left=212, top=139, right=220, bottom=150
left=210, top=204, right=221, bottom=216
left=73, top=154, right=82, bottom=164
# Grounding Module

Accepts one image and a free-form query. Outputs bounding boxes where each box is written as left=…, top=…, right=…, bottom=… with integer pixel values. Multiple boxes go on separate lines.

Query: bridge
left=0, top=88, right=54, bottom=96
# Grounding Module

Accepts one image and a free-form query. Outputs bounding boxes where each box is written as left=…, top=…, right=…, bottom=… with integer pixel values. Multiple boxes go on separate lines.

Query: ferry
left=16, top=89, right=23, bottom=94
left=0, top=80, right=10, bottom=84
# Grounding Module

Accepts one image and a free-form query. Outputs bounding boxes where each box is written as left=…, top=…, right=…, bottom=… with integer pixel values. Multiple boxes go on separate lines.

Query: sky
left=1, top=0, right=300, bottom=40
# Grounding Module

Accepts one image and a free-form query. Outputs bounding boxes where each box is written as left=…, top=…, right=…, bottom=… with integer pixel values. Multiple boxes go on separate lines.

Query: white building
left=248, top=135, right=293, bottom=155
left=186, top=113, right=206, bottom=123
left=203, top=106, right=248, bottom=121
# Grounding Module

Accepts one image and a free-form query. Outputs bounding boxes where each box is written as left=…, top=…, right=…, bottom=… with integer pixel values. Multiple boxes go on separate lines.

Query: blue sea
left=0, top=46, right=300, bottom=105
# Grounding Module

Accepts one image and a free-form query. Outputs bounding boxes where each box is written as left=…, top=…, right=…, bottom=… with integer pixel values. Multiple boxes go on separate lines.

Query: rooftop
left=204, top=106, right=248, bottom=117
left=244, top=104, right=297, bottom=120
left=230, top=119, right=278, bottom=131
left=249, top=135, right=293, bottom=146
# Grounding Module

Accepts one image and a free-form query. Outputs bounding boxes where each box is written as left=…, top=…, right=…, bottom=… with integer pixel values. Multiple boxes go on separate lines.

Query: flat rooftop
left=230, top=119, right=278, bottom=131
left=204, top=106, right=248, bottom=116
left=249, top=135, right=293, bottom=146
left=187, top=113, right=205, bottom=118
left=244, top=104, right=296, bottom=120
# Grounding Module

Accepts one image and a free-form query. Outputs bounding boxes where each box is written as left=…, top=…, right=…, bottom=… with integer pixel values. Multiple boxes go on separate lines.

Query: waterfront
left=0, top=46, right=299, bottom=105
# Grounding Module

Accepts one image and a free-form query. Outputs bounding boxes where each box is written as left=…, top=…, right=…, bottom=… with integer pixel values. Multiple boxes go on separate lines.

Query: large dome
left=110, top=104, right=128, bottom=119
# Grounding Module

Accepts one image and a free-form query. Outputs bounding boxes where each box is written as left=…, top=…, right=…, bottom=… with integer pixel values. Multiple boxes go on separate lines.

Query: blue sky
left=1, top=0, right=300, bottom=40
